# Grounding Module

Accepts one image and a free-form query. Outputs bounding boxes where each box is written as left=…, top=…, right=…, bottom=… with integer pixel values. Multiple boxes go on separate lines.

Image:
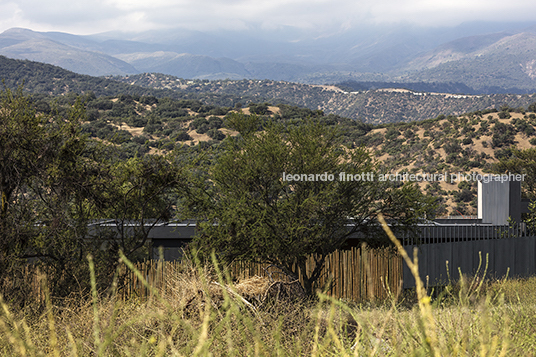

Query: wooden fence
left=121, top=233, right=536, bottom=298
left=8, top=245, right=402, bottom=303
left=119, top=244, right=403, bottom=302
left=228, top=245, right=402, bottom=301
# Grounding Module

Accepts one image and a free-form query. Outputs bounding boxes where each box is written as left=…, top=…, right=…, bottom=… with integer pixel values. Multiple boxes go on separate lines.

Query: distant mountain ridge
left=0, top=28, right=137, bottom=76
left=2, top=54, right=536, bottom=124
left=336, top=81, right=476, bottom=94
left=2, top=24, right=536, bottom=92
left=113, top=73, right=536, bottom=124
left=114, top=51, right=251, bottom=79
left=401, top=32, right=536, bottom=92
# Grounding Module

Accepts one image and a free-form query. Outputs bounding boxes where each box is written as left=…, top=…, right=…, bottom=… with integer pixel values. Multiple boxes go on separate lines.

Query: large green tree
left=493, top=147, right=536, bottom=199
left=0, top=86, right=59, bottom=275
left=0, top=87, right=186, bottom=300
left=493, top=147, right=536, bottom=231
left=187, top=114, right=435, bottom=295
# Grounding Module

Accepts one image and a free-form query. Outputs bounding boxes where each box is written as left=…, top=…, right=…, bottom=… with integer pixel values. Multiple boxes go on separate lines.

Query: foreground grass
left=2, top=258, right=536, bottom=356
left=3, top=230, right=536, bottom=356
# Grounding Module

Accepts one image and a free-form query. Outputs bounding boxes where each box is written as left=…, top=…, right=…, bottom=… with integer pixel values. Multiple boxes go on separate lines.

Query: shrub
left=173, top=131, right=193, bottom=141
left=248, top=102, right=272, bottom=115
left=139, top=95, right=158, bottom=105
left=127, top=116, right=148, bottom=127
left=143, top=123, right=161, bottom=134
left=385, top=127, right=400, bottom=141
left=207, top=129, right=226, bottom=141
left=491, top=122, right=516, bottom=148
left=196, top=123, right=210, bottom=134
left=462, top=137, right=473, bottom=145
left=189, top=117, right=208, bottom=130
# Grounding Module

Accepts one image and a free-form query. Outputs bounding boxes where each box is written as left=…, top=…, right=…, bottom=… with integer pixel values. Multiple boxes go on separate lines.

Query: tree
left=187, top=114, right=435, bottom=295
left=493, top=147, right=536, bottom=199
left=0, top=86, right=57, bottom=277
left=493, top=147, right=536, bottom=232
left=96, top=154, right=185, bottom=258
left=0, top=87, right=187, bottom=300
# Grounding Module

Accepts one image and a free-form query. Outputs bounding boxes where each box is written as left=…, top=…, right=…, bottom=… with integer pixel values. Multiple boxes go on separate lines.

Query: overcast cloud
left=1, top=0, right=536, bottom=35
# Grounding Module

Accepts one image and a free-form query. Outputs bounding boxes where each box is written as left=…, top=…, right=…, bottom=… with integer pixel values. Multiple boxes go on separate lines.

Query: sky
left=1, top=0, right=536, bottom=36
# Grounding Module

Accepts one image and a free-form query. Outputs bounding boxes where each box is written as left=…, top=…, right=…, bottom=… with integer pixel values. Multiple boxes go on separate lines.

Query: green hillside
left=3, top=54, right=536, bottom=217
left=2, top=55, right=536, bottom=125
left=30, top=90, right=536, bottom=217
left=113, top=73, right=536, bottom=124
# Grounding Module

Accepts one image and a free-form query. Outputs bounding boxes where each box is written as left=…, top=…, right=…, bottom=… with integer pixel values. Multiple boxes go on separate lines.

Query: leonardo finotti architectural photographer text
left=281, top=172, right=527, bottom=183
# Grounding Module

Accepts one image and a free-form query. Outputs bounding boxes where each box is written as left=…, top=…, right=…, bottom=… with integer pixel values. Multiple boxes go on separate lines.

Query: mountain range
left=1, top=23, right=536, bottom=93
left=2, top=53, right=536, bottom=124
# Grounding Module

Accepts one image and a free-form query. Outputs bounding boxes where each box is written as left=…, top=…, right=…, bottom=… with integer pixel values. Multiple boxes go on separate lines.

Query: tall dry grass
left=2, top=224, right=536, bottom=355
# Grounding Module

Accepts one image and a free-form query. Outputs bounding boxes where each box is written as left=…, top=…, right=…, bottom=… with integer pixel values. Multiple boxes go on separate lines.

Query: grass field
left=2, top=225, right=536, bottom=356
left=2, top=255, right=536, bottom=356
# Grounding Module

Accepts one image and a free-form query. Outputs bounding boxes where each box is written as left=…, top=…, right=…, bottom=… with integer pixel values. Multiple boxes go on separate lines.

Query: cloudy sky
left=1, top=0, right=536, bottom=35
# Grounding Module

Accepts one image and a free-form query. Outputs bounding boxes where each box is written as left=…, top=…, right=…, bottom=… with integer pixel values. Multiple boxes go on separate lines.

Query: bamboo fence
left=12, top=244, right=402, bottom=303
left=228, top=244, right=403, bottom=301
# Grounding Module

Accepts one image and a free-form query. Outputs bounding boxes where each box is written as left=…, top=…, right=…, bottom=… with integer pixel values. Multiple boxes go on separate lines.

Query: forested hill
left=0, top=56, right=281, bottom=109
left=25, top=90, right=536, bottom=216
left=2, top=54, right=536, bottom=125
left=0, top=55, right=169, bottom=97
left=113, top=73, right=536, bottom=124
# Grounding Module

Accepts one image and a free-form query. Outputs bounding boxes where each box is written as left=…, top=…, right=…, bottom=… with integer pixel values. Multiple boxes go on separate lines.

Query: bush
left=189, top=117, right=208, bottom=130
left=127, top=116, right=148, bottom=127
left=196, top=123, right=210, bottom=134
left=462, top=137, right=473, bottom=145
left=385, top=127, right=400, bottom=141
left=109, top=130, right=132, bottom=144
left=207, top=129, right=226, bottom=141
left=88, top=99, right=113, bottom=110
left=139, top=95, right=158, bottom=105
left=143, top=123, right=161, bottom=134
left=248, top=102, right=272, bottom=115
left=173, top=131, right=193, bottom=141
left=498, top=111, right=511, bottom=119
left=208, top=107, right=230, bottom=116
left=444, top=141, right=462, bottom=154
left=132, top=135, right=150, bottom=145
left=86, top=109, right=99, bottom=122
left=491, top=122, right=516, bottom=148
left=208, top=116, right=223, bottom=129
left=454, top=188, right=474, bottom=203
left=494, top=147, right=513, bottom=160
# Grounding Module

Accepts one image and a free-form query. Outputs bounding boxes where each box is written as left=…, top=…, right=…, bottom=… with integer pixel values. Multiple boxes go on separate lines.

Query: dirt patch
left=112, top=122, right=145, bottom=136
left=220, top=128, right=238, bottom=137
left=514, top=133, right=534, bottom=150
left=185, top=130, right=211, bottom=145
left=471, top=136, right=496, bottom=160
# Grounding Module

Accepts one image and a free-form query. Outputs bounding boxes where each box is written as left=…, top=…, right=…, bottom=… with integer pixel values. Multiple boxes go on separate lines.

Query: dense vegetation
left=2, top=59, right=536, bottom=356
left=19, top=81, right=536, bottom=302
left=0, top=87, right=190, bottom=302
left=2, top=54, right=536, bottom=124
left=20, top=89, right=536, bottom=217
left=113, top=73, right=536, bottom=124
left=0, top=86, right=422, bottom=301
left=185, top=113, right=434, bottom=295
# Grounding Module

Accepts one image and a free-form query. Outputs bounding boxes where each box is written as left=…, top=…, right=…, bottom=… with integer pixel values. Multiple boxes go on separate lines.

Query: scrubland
left=2, top=249, right=536, bottom=357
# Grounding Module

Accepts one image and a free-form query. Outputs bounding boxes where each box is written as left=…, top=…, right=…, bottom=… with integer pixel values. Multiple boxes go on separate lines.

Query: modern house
left=89, top=178, right=535, bottom=289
